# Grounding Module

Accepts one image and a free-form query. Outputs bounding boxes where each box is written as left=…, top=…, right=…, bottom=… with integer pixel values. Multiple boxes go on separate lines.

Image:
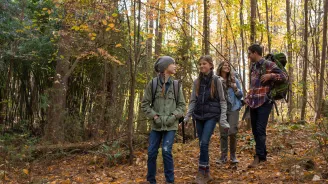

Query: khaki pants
left=219, top=110, right=240, bottom=155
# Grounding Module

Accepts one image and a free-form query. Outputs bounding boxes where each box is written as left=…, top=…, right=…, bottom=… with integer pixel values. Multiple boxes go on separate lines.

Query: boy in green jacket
left=141, top=56, right=186, bottom=184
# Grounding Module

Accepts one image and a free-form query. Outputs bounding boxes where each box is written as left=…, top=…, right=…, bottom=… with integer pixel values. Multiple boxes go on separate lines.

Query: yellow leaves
left=97, top=48, right=123, bottom=65
left=23, top=169, right=29, bottom=175
left=147, top=33, right=154, bottom=39
left=88, top=33, right=97, bottom=40
left=61, top=179, right=71, bottom=184
left=71, top=24, right=89, bottom=32
left=115, top=43, right=122, bottom=48
left=71, top=26, right=80, bottom=31
left=106, top=23, right=116, bottom=31
left=135, top=178, right=144, bottom=182
left=112, top=13, right=118, bottom=17
left=42, top=7, right=51, bottom=14
left=108, top=23, right=115, bottom=28
left=79, top=24, right=89, bottom=31
left=77, top=49, right=123, bottom=65
left=102, top=19, right=107, bottom=25
left=75, top=177, right=83, bottom=183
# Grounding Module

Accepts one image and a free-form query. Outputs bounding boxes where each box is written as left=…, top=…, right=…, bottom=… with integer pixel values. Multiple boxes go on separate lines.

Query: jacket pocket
left=153, top=117, right=162, bottom=128
left=164, top=115, right=176, bottom=127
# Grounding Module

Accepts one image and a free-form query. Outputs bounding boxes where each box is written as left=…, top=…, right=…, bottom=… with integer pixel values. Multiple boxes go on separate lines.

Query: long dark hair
left=216, top=61, right=236, bottom=88
left=196, top=55, right=215, bottom=99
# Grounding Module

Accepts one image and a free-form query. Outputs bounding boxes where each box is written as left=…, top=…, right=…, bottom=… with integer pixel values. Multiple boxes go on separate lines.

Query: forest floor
left=1, top=122, right=328, bottom=184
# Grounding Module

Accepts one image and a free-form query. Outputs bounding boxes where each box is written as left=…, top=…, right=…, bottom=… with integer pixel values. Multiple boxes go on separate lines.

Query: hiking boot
left=248, top=155, right=260, bottom=168
left=193, top=171, right=206, bottom=184
left=204, top=172, right=213, bottom=183
left=230, top=153, right=239, bottom=164
left=216, top=154, right=227, bottom=164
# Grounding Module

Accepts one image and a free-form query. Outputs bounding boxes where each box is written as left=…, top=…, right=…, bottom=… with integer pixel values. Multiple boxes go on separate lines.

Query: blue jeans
left=147, top=130, right=176, bottom=183
left=250, top=101, right=273, bottom=160
left=196, top=118, right=217, bottom=167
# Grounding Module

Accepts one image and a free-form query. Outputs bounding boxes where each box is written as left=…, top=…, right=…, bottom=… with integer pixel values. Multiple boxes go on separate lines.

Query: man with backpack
left=245, top=44, right=288, bottom=168
left=141, top=56, right=186, bottom=184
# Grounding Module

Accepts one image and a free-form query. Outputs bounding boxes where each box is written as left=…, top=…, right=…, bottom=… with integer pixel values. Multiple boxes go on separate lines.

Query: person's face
left=199, top=60, right=212, bottom=74
left=221, top=62, right=230, bottom=74
left=166, top=63, right=176, bottom=74
left=248, top=50, right=256, bottom=62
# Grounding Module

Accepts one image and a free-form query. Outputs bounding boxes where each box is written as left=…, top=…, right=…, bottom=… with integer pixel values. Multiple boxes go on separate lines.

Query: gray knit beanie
left=154, top=56, right=175, bottom=73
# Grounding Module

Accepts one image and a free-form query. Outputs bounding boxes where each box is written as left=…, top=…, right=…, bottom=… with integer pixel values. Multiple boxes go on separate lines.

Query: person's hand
left=260, top=74, right=273, bottom=83
left=154, top=115, right=159, bottom=120
left=180, top=117, right=189, bottom=128
left=244, top=98, right=249, bottom=105
left=231, top=83, right=237, bottom=90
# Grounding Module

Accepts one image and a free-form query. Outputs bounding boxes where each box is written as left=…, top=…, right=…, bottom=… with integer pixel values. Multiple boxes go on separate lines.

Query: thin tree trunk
left=265, top=0, right=271, bottom=52
left=250, top=0, right=256, bottom=43
left=315, top=0, right=328, bottom=121
left=286, top=0, right=294, bottom=121
left=203, top=0, right=210, bottom=55
left=154, top=0, right=165, bottom=58
left=127, top=0, right=142, bottom=165
left=240, top=0, right=246, bottom=93
left=300, top=0, right=309, bottom=121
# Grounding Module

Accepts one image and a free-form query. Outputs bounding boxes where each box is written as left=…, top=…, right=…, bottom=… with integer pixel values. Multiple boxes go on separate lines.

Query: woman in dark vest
left=184, top=55, right=229, bottom=184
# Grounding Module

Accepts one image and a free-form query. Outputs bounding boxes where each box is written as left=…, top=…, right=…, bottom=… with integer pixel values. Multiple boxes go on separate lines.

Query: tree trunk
left=44, top=30, right=70, bottom=143
left=286, top=0, right=294, bottom=121
left=146, top=0, right=154, bottom=66
left=203, top=0, right=210, bottom=55
left=265, top=0, right=271, bottom=52
left=315, top=0, right=328, bottom=121
left=250, top=0, right=257, bottom=43
left=239, top=0, right=246, bottom=93
left=300, top=0, right=309, bottom=121
left=127, top=0, right=142, bottom=165
left=154, top=0, right=165, bottom=58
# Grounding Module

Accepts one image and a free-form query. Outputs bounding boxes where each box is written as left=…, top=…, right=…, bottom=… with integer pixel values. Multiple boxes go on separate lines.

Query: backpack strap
left=151, top=77, right=158, bottom=107
left=260, top=60, right=268, bottom=77
left=213, top=75, right=227, bottom=102
left=152, top=77, right=180, bottom=106
left=173, top=80, right=180, bottom=105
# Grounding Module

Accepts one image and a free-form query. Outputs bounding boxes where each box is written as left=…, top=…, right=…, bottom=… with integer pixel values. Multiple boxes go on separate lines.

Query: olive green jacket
left=141, top=77, right=186, bottom=131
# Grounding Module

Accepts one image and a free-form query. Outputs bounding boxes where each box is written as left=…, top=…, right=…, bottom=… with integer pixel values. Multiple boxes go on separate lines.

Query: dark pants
left=250, top=101, right=273, bottom=160
left=147, top=130, right=176, bottom=184
left=196, top=118, right=217, bottom=169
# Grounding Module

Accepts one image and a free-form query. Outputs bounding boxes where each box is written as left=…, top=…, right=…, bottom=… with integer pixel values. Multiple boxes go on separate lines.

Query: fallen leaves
left=23, top=169, right=29, bottom=175
left=4, top=124, right=328, bottom=183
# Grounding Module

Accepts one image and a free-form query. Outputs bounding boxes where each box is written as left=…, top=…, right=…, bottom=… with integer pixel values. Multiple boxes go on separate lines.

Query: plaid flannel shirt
left=246, top=58, right=288, bottom=109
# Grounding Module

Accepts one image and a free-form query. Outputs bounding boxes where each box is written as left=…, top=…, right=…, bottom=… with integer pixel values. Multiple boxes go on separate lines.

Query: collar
left=159, top=75, right=172, bottom=85
left=203, top=70, right=214, bottom=78
left=255, top=58, right=265, bottom=66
